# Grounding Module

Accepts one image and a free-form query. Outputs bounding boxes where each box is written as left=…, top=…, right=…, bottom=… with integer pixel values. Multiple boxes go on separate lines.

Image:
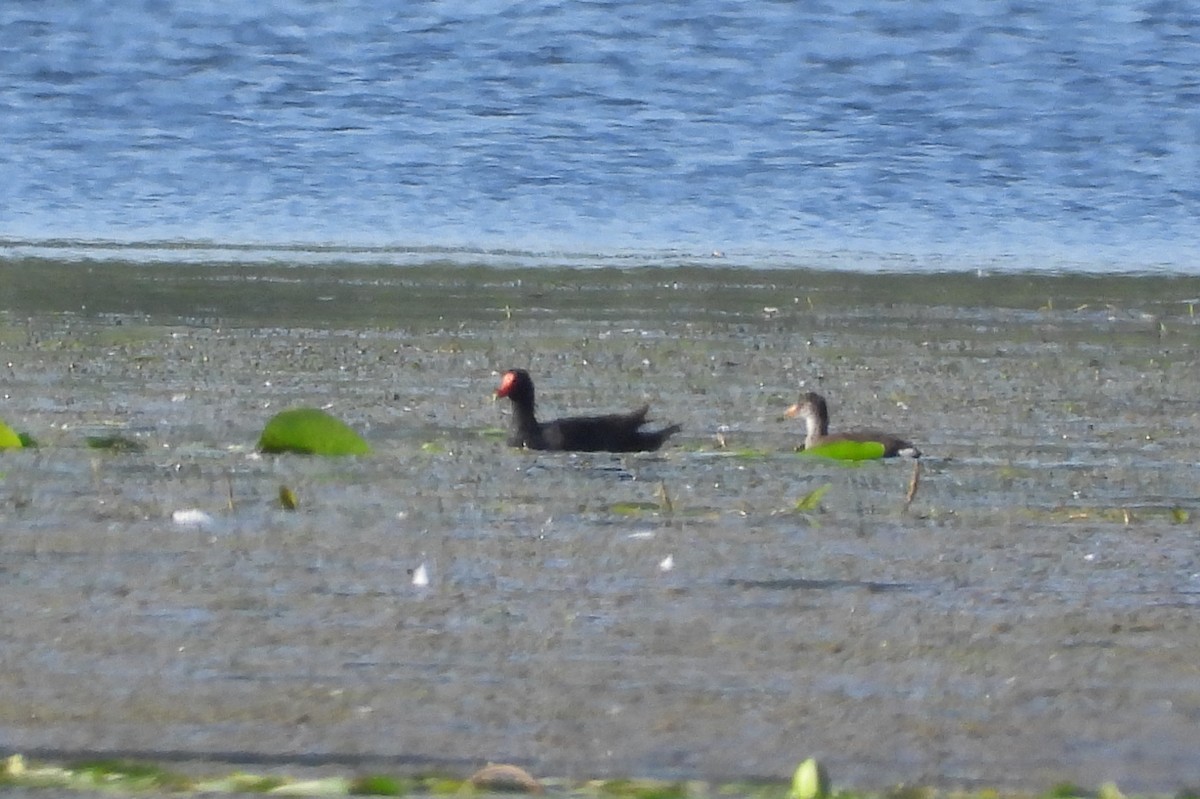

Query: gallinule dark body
left=496, top=369, right=681, bottom=452
left=786, top=391, right=920, bottom=458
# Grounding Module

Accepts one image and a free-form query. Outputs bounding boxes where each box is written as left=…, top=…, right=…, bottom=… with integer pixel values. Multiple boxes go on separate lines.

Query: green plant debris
left=729, top=447, right=772, bottom=459
left=193, top=772, right=288, bottom=793
left=799, top=440, right=887, bottom=461
left=793, top=484, right=831, bottom=512
left=17, top=431, right=37, bottom=447
left=608, top=501, right=663, bottom=516
left=69, top=759, right=192, bottom=791
left=258, top=408, right=370, bottom=456
left=421, top=441, right=448, bottom=454
left=86, top=434, right=147, bottom=453
left=0, top=418, right=23, bottom=450
left=426, top=777, right=468, bottom=795
left=789, top=759, right=831, bottom=799
left=350, top=775, right=409, bottom=796
left=1038, top=506, right=1193, bottom=524
left=595, top=778, right=687, bottom=799
left=279, top=484, right=299, bottom=510
left=0, top=753, right=1161, bottom=799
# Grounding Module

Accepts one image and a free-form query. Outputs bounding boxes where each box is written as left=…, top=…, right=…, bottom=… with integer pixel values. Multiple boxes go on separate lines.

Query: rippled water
left=3, top=264, right=1200, bottom=790
left=2, top=2, right=1199, bottom=271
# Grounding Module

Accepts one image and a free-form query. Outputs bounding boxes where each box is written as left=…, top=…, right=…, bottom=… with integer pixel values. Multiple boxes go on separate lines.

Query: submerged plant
left=86, top=434, right=145, bottom=453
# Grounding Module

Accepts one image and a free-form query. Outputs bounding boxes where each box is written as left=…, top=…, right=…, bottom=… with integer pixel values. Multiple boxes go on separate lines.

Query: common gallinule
left=785, top=391, right=920, bottom=458
left=495, top=369, right=681, bottom=452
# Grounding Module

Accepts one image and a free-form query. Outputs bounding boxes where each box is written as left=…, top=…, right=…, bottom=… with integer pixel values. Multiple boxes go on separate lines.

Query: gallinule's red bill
left=785, top=391, right=920, bottom=458
left=495, top=369, right=681, bottom=452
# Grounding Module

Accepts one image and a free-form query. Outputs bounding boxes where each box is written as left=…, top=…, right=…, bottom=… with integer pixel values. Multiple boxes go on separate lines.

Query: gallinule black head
left=785, top=391, right=920, bottom=458
left=495, top=369, right=681, bottom=452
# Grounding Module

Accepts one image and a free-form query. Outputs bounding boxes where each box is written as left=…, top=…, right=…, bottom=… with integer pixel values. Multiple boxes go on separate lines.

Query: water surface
left=2, top=262, right=1199, bottom=791
left=2, top=2, right=1199, bottom=272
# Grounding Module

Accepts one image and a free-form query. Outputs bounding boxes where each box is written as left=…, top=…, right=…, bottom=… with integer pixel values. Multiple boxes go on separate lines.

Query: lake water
left=2, top=1, right=1199, bottom=273
left=2, top=263, right=1200, bottom=791
left=3, top=4, right=1200, bottom=791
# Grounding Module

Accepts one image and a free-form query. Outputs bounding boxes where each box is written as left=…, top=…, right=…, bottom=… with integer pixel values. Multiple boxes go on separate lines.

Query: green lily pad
left=259, top=408, right=370, bottom=456
left=0, top=419, right=22, bottom=450
left=800, top=439, right=886, bottom=461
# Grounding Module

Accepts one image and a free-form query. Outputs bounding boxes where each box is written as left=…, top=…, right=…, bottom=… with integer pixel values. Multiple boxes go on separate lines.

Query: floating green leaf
left=730, top=447, right=772, bottom=459
left=259, top=408, right=370, bottom=456
left=609, top=501, right=662, bottom=516
left=789, top=758, right=831, bottom=799
left=794, top=483, right=831, bottom=512
left=800, top=439, right=887, bottom=461
left=0, top=419, right=22, bottom=450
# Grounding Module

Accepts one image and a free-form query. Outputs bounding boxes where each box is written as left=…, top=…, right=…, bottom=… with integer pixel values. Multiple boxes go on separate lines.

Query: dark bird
left=785, top=391, right=920, bottom=458
left=495, top=369, right=681, bottom=452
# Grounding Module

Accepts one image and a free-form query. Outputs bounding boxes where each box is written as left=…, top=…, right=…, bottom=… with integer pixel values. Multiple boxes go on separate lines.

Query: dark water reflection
left=1, top=261, right=1199, bottom=791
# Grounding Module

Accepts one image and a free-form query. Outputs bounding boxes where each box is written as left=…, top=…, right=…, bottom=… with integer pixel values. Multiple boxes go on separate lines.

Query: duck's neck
left=803, top=412, right=828, bottom=448
left=509, top=396, right=539, bottom=433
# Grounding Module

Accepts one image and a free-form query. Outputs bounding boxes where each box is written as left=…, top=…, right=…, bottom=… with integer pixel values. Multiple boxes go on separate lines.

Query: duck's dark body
left=497, top=369, right=681, bottom=453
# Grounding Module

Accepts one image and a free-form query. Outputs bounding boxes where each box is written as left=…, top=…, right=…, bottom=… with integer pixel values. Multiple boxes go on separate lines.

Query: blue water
left=2, top=1, right=1199, bottom=272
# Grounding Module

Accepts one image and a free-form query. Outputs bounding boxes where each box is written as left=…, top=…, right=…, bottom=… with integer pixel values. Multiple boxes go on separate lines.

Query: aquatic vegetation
left=67, top=759, right=192, bottom=792
left=789, top=759, right=831, bottom=799
left=609, top=501, right=663, bottom=516
left=279, top=484, right=299, bottom=510
left=86, top=434, right=146, bottom=453
left=793, top=484, right=831, bottom=512
left=594, top=778, right=687, bottom=799
left=0, top=418, right=23, bottom=450
left=799, top=440, right=887, bottom=461
left=0, top=753, right=1163, bottom=799
left=258, top=408, right=370, bottom=456
left=350, top=775, right=407, bottom=795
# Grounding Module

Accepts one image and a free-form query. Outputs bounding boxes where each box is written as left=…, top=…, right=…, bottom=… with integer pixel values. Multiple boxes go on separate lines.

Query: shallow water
left=1, top=261, right=1199, bottom=791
